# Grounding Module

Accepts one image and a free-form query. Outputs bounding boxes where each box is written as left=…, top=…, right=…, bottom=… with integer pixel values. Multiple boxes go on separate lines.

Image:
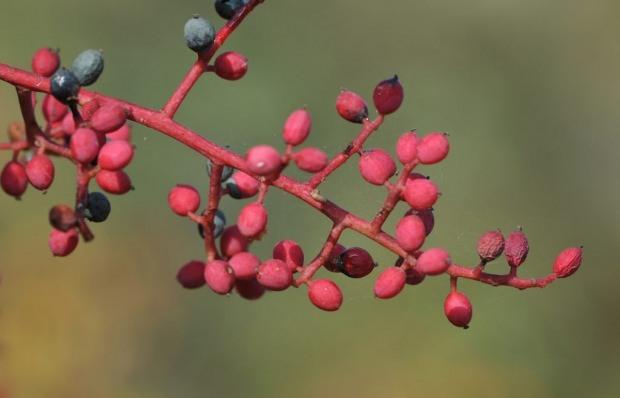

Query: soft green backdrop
left=0, top=1, right=618, bottom=397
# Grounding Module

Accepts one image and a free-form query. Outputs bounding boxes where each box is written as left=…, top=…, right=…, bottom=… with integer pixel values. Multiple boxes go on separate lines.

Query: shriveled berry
left=97, top=140, right=134, bottom=170
left=417, top=132, right=450, bottom=165
left=308, top=279, right=343, bottom=311
left=444, top=291, right=473, bottom=328
left=176, top=260, right=206, bottom=289
left=167, top=184, right=200, bottom=216
left=336, top=90, right=368, bottom=123
left=184, top=16, right=215, bottom=52
left=358, top=148, right=396, bottom=185
left=257, top=259, right=293, bottom=291
left=273, top=240, right=304, bottom=272
left=373, top=75, right=404, bottom=115
left=215, top=51, right=248, bottom=80
left=95, top=170, right=132, bottom=195
left=204, top=260, right=235, bottom=294
left=235, top=279, right=265, bottom=300
left=553, top=247, right=583, bottom=278
left=207, top=159, right=234, bottom=181
left=246, top=145, right=282, bottom=176
left=282, top=108, right=312, bottom=146
left=374, top=267, right=406, bottom=299
left=220, top=225, right=249, bottom=257
left=294, top=147, right=328, bottom=173
left=32, top=47, right=60, bottom=77
left=90, top=105, right=127, bottom=134
left=48, top=228, right=79, bottom=257
left=396, top=130, right=418, bottom=164
left=106, top=123, right=132, bottom=141
left=337, top=247, right=375, bottom=278
left=26, top=154, right=55, bottom=190
left=395, top=215, right=426, bottom=252
left=71, top=49, right=104, bottom=86
left=225, top=170, right=259, bottom=199
left=229, top=251, right=260, bottom=280
left=405, top=208, right=435, bottom=236
left=237, top=202, right=268, bottom=238
left=1, top=161, right=28, bottom=198
left=70, top=128, right=100, bottom=163
left=84, top=192, right=111, bottom=222
left=505, top=229, right=529, bottom=267
left=325, top=243, right=346, bottom=273
left=50, top=68, right=80, bottom=103
left=403, top=177, right=439, bottom=210
left=215, top=0, right=247, bottom=19
left=416, top=248, right=451, bottom=275
left=42, top=94, right=68, bottom=123
left=49, top=204, right=77, bottom=232
left=477, top=230, right=505, bottom=262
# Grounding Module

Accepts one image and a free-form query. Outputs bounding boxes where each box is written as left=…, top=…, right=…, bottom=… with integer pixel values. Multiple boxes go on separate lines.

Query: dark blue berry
left=71, top=49, right=104, bottom=86
left=214, top=0, right=248, bottom=20
left=50, top=68, right=80, bottom=103
left=198, top=210, right=226, bottom=239
left=206, top=160, right=234, bottom=181
left=224, top=179, right=243, bottom=199
left=184, top=16, right=215, bottom=52
left=85, top=192, right=111, bottom=222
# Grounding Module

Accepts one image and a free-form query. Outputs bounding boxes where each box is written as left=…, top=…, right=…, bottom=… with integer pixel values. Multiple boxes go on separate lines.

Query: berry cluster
left=0, top=0, right=582, bottom=328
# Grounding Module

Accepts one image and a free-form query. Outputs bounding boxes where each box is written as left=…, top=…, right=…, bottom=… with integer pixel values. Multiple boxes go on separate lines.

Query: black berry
left=50, top=68, right=80, bottom=103
left=214, top=0, right=248, bottom=20
left=85, top=191, right=111, bottom=222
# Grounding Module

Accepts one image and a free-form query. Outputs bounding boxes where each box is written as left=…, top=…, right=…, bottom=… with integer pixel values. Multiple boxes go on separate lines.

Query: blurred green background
left=0, top=0, right=618, bottom=397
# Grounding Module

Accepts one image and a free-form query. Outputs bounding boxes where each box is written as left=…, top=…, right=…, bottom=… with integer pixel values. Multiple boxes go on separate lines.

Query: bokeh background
left=0, top=1, right=619, bottom=397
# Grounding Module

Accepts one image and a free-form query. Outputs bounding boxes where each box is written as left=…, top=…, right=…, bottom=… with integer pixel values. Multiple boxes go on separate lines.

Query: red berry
left=417, top=132, right=449, bottom=165
left=106, top=123, right=132, bottom=141
left=97, top=140, right=134, bottom=170
left=396, top=130, right=418, bottom=164
left=167, top=184, right=200, bottom=216
left=1, top=161, right=28, bottom=198
left=337, top=247, right=375, bottom=278
left=237, top=202, right=268, bottom=238
left=90, top=105, right=127, bottom=134
left=273, top=239, right=304, bottom=272
left=358, top=148, right=396, bottom=185
left=246, top=145, right=282, bottom=176
left=32, top=48, right=60, bottom=77
left=405, top=267, right=426, bottom=285
left=374, top=267, right=406, bottom=299
left=405, top=208, right=435, bottom=236
left=395, top=215, right=426, bottom=252
left=70, top=127, right=100, bottom=163
left=48, top=228, right=79, bottom=257
left=444, top=291, right=473, bottom=328
left=95, top=170, right=132, bottom=195
left=257, top=259, right=293, bottom=291
left=214, top=51, right=248, bottom=80
left=324, top=243, right=347, bottom=272
left=294, top=147, right=328, bottom=173
left=477, top=230, right=505, bottom=262
left=282, top=108, right=312, bottom=146
left=176, top=260, right=206, bottom=289
left=416, top=248, right=451, bottom=275
left=235, top=279, right=266, bottom=300
left=220, top=225, right=249, bottom=257
left=226, top=170, right=259, bottom=199
left=373, top=75, right=404, bottom=115
left=228, top=251, right=260, bottom=280
left=504, top=229, right=529, bottom=267
left=553, top=247, right=583, bottom=278
left=26, top=154, right=55, bottom=190
left=42, top=94, right=68, bottom=123
left=308, top=279, right=343, bottom=311
left=336, top=90, right=368, bottom=123
left=61, top=112, right=76, bottom=135
left=204, top=260, right=235, bottom=295
left=402, top=177, right=439, bottom=210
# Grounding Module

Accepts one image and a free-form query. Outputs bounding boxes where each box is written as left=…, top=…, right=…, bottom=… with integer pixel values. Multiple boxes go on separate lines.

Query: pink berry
left=226, top=170, right=259, bottom=199
left=237, top=202, right=268, bottom=238
left=95, top=170, right=132, bottom=195
left=70, top=127, right=100, bottom=163
left=308, top=279, right=343, bottom=311
left=42, top=94, right=68, bottom=123
left=228, top=251, right=260, bottom=280
left=61, top=112, right=76, bottom=135
left=396, top=130, right=418, bottom=164
left=553, top=247, right=583, bottom=278
left=337, top=247, right=375, bottom=278
left=282, top=108, right=312, bottom=146
left=405, top=208, right=435, bottom=236
left=25, top=154, right=55, bottom=190
left=477, top=230, right=505, bottom=262
left=417, top=132, right=450, bottom=165
left=204, top=260, right=235, bottom=295
left=336, top=90, right=368, bottom=123
left=257, top=259, right=293, bottom=291
left=98, top=140, right=134, bottom=170
left=324, top=243, right=347, bottom=273
left=167, top=184, right=200, bottom=216
left=416, top=248, right=451, bottom=275
left=505, top=229, right=529, bottom=267
left=235, top=279, right=266, bottom=300
left=106, top=123, right=132, bottom=141
left=395, top=215, right=426, bottom=252
left=373, top=75, right=404, bottom=115
left=402, top=178, right=439, bottom=210
left=1, top=161, right=28, bottom=198
left=176, top=260, right=206, bottom=289
left=220, top=225, right=249, bottom=257
left=214, top=51, right=248, bottom=80
left=90, top=105, right=127, bottom=134
left=246, top=145, right=282, bottom=176
left=444, top=291, right=473, bottom=328
left=294, top=147, right=328, bottom=173
left=374, top=267, right=406, bottom=299
left=358, top=148, right=396, bottom=185
left=273, top=240, right=304, bottom=272
left=48, top=228, right=79, bottom=257
left=32, top=48, right=60, bottom=77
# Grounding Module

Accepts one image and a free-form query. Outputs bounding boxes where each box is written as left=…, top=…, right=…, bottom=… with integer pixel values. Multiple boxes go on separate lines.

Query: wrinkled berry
left=477, top=230, right=505, bottom=262
left=176, top=260, right=206, bottom=289
left=84, top=192, right=111, bottom=222
left=204, top=260, right=235, bottom=294
left=505, top=229, right=529, bottom=267
left=553, top=247, right=583, bottom=278
left=358, top=148, right=396, bottom=185
left=26, top=154, right=55, bottom=190
left=282, top=108, right=312, bottom=146
left=71, top=49, right=104, bottom=86
left=308, top=279, right=343, bottom=311
left=184, top=16, right=215, bottom=52
left=50, top=68, right=80, bottom=103
left=444, top=291, right=473, bottom=329
left=373, top=75, right=404, bottom=115
left=32, top=47, right=60, bottom=77
left=336, top=90, right=368, bottom=123
left=214, top=51, right=248, bottom=80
